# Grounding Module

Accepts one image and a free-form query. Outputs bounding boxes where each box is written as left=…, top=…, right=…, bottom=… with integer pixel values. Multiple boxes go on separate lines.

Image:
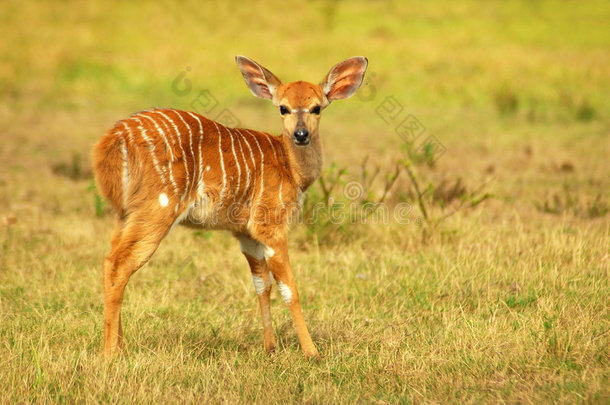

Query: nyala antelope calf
left=93, top=55, right=368, bottom=358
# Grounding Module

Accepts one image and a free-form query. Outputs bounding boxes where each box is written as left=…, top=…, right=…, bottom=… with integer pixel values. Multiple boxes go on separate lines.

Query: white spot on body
left=238, top=236, right=274, bottom=262
left=263, top=245, right=275, bottom=259
left=159, top=193, right=169, bottom=207
left=251, top=275, right=266, bottom=295
left=206, top=165, right=210, bottom=171
left=277, top=281, right=292, bottom=304
left=239, top=236, right=264, bottom=260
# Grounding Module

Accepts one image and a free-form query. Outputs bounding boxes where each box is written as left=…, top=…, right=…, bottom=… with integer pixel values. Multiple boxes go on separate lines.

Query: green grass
left=1, top=0, right=609, bottom=403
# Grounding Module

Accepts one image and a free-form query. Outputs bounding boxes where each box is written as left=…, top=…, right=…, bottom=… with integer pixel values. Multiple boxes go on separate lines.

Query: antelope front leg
left=241, top=247, right=276, bottom=353
left=265, top=241, right=319, bottom=359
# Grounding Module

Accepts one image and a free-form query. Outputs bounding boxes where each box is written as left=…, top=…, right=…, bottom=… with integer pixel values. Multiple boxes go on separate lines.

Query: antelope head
left=236, top=55, right=368, bottom=147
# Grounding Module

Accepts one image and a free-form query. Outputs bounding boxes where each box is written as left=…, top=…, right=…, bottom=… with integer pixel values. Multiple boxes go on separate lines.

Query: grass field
left=1, top=0, right=609, bottom=403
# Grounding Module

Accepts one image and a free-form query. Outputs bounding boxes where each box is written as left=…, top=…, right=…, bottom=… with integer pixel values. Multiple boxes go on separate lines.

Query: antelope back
left=93, top=109, right=299, bottom=233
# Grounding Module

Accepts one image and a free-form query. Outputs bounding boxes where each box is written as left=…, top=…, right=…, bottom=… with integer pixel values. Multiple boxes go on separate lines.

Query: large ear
left=320, top=56, right=368, bottom=102
left=235, top=55, right=282, bottom=101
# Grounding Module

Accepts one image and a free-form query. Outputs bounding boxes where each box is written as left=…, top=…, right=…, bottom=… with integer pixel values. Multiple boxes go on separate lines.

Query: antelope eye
left=280, top=105, right=290, bottom=115
left=311, top=105, right=321, bottom=115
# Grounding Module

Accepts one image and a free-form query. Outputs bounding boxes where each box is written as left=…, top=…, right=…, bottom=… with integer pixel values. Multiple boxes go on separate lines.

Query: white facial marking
left=277, top=281, right=292, bottom=304
left=263, top=245, right=275, bottom=259
left=251, top=275, right=266, bottom=295
left=159, top=193, right=169, bottom=207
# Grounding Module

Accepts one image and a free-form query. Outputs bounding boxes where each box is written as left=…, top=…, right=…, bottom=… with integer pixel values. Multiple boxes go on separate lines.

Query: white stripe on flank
left=227, top=129, right=241, bottom=199
left=120, top=135, right=129, bottom=208
left=212, top=121, right=227, bottom=208
left=172, top=110, right=196, bottom=201
left=130, top=119, right=167, bottom=187
left=263, top=135, right=282, bottom=206
left=236, top=129, right=257, bottom=193
left=234, top=134, right=251, bottom=196
left=186, top=112, right=205, bottom=195
left=244, top=130, right=265, bottom=208
left=122, top=121, right=135, bottom=145
left=153, top=110, right=189, bottom=203
left=263, top=245, right=275, bottom=259
left=264, top=135, right=279, bottom=162
left=137, top=114, right=180, bottom=199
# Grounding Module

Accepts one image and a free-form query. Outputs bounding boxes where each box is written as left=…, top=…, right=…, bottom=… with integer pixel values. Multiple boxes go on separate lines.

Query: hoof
left=304, top=349, right=321, bottom=362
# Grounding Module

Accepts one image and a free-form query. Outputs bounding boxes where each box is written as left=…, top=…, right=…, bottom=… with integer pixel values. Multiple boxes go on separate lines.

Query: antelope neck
left=280, top=132, right=323, bottom=191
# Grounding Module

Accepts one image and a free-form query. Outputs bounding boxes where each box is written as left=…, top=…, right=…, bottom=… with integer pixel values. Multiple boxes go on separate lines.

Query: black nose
left=293, top=128, right=309, bottom=144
